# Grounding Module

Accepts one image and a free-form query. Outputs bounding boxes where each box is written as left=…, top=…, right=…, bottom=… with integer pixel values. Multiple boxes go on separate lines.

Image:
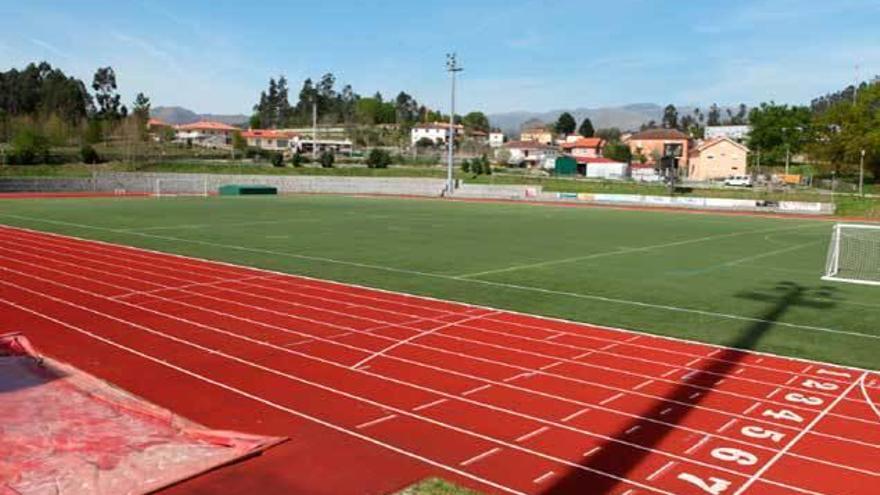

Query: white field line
left=673, top=240, right=823, bottom=278
left=2, top=217, right=875, bottom=343
left=0, top=241, right=864, bottom=422
left=459, top=447, right=502, bottom=467
left=515, top=426, right=550, bottom=443
left=0, top=295, right=687, bottom=495
left=413, top=398, right=448, bottom=412
left=122, top=217, right=319, bottom=232
left=8, top=276, right=859, bottom=487
left=560, top=407, right=591, bottom=423
left=859, top=373, right=880, bottom=422
left=461, top=384, right=493, bottom=397
left=0, top=299, right=526, bottom=495
left=1, top=254, right=876, bottom=449
left=455, top=223, right=822, bottom=279
left=356, top=414, right=398, bottom=430
left=733, top=373, right=867, bottom=495
left=0, top=244, right=863, bottom=419
left=351, top=312, right=497, bottom=369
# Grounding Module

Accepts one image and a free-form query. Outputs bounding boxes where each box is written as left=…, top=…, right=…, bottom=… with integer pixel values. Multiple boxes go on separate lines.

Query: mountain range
left=487, top=103, right=708, bottom=135
left=150, top=106, right=249, bottom=126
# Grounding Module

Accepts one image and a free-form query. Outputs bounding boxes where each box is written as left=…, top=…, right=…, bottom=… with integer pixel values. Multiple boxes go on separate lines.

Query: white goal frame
left=822, top=223, right=880, bottom=286
left=153, top=178, right=209, bottom=198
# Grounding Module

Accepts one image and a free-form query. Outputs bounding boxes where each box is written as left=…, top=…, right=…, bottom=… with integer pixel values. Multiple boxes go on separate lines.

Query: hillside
left=151, top=106, right=248, bottom=126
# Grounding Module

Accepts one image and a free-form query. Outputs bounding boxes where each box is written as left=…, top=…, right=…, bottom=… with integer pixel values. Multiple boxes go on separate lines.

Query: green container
left=555, top=156, right=577, bottom=176
left=218, top=184, right=278, bottom=196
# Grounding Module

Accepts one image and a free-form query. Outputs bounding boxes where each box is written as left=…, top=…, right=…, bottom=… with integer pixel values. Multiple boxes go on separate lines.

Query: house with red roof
left=560, top=137, right=605, bottom=159
left=175, top=121, right=240, bottom=148
left=241, top=129, right=299, bottom=151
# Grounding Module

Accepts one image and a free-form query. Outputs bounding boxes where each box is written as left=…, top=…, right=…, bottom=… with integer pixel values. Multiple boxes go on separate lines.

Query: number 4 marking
left=678, top=472, right=732, bottom=494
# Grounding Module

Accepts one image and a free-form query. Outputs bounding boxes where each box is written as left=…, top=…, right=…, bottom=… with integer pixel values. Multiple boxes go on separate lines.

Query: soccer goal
left=822, top=223, right=880, bottom=286
left=153, top=177, right=209, bottom=197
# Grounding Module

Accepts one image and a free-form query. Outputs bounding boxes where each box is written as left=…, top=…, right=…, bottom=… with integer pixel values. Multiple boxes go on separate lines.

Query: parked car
left=724, top=175, right=753, bottom=187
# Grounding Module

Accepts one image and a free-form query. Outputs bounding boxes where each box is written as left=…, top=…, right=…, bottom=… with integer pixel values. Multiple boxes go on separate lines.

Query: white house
left=410, top=123, right=464, bottom=146
left=501, top=141, right=558, bottom=168
left=705, top=125, right=751, bottom=143
left=488, top=132, right=504, bottom=148
left=241, top=129, right=299, bottom=151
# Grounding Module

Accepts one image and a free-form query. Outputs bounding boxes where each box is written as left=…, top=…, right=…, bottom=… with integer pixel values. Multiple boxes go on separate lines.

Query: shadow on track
left=543, top=282, right=837, bottom=494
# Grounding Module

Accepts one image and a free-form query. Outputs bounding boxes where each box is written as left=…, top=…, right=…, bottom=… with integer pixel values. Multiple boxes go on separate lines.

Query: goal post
left=822, top=223, right=880, bottom=286
left=153, top=177, right=209, bottom=197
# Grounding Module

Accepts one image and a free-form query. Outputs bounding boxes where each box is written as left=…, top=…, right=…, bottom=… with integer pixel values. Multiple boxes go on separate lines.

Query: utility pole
left=859, top=149, right=866, bottom=196
left=312, top=101, right=318, bottom=160
left=853, top=64, right=860, bottom=105
left=446, top=53, right=463, bottom=196
left=785, top=144, right=790, bottom=175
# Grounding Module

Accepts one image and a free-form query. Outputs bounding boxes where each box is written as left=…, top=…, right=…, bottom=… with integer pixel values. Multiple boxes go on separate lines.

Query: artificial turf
left=0, top=194, right=877, bottom=370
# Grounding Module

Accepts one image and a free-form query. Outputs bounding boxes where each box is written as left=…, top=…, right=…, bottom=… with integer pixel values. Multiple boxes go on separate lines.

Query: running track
left=0, top=224, right=877, bottom=495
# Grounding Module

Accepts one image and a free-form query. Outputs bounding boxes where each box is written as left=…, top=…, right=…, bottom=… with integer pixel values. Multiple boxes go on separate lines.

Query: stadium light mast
left=446, top=53, right=462, bottom=196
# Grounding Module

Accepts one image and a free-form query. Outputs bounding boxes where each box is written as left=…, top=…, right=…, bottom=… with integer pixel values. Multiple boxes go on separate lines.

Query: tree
left=319, top=151, right=335, bottom=168
left=415, top=137, right=435, bottom=148
left=291, top=151, right=304, bottom=167
left=555, top=112, right=576, bottom=135
left=394, top=91, right=419, bottom=124
left=366, top=148, right=391, bottom=168
left=603, top=142, right=632, bottom=163
left=232, top=131, right=247, bottom=153
left=578, top=118, right=595, bottom=137
left=8, top=128, right=50, bottom=164
left=747, top=102, right=813, bottom=164
left=92, top=67, right=124, bottom=120
left=809, top=80, right=880, bottom=176
left=707, top=104, right=721, bottom=126
left=661, top=104, right=679, bottom=129
left=462, top=111, right=490, bottom=132
left=131, top=92, right=150, bottom=140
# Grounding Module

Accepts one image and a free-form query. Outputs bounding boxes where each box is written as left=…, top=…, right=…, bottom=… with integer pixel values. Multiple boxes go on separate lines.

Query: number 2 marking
left=802, top=379, right=839, bottom=391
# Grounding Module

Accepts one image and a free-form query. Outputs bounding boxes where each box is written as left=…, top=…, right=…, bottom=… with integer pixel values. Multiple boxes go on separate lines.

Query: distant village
left=146, top=117, right=752, bottom=184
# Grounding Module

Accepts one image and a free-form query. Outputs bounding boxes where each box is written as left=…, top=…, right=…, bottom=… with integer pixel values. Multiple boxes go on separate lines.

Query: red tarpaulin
left=0, top=333, right=285, bottom=494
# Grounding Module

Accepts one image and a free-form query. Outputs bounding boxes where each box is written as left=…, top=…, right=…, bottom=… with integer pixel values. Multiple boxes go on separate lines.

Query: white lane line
left=545, top=332, right=565, bottom=341
left=539, top=361, right=563, bottom=371
left=689, top=392, right=701, bottom=400
left=572, top=351, right=594, bottom=360
left=413, top=398, right=448, bottom=412
left=1, top=231, right=864, bottom=415
left=462, top=384, right=493, bottom=396
left=766, top=387, right=782, bottom=399
left=660, top=407, right=674, bottom=416
left=0, top=301, right=525, bottom=495
left=717, top=419, right=738, bottom=434
left=561, top=408, right=591, bottom=423
left=743, top=402, right=762, bottom=416
left=732, top=373, right=866, bottom=495
left=646, top=461, right=678, bottom=481
left=599, top=342, right=619, bottom=351
left=755, top=358, right=764, bottom=364
left=707, top=349, right=722, bottom=357
left=532, top=471, right=555, bottom=484
left=685, top=357, right=702, bottom=367
left=3, top=252, right=875, bottom=453
left=503, top=372, right=533, bottom=383
left=284, top=338, right=314, bottom=348
left=660, top=368, right=680, bottom=378
left=633, top=379, right=655, bottom=391
left=734, top=368, right=745, bottom=375
left=681, top=371, right=699, bottom=381
left=685, top=435, right=711, bottom=455
left=459, top=447, right=502, bottom=467
left=583, top=446, right=602, bottom=457
left=515, top=426, right=550, bottom=443
left=111, top=274, right=275, bottom=299
left=784, top=375, right=799, bottom=386
left=599, top=393, right=624, bottom=406
left=625, top=425, right=641, bottom=435
left=350, top=311, right=495, bottom=369
left=801, top=364, right=815, bottom=375
left=356, top=414, right=398, bottom=430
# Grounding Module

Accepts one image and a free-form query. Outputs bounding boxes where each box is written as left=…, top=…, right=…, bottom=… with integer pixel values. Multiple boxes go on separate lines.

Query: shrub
left=8, top=129, right=50, bottom=165
left=470, top=159, right=482, bottom=175
left=80, top=144, right=101, bottom=164
left=291, top=151, right=304, bottom=167
left=319, top=151, right=335, bottom=168
left=461, top=159, right=471, bottom=173
left=366, top=148, right=391, bottom=169
left=270, top=152, right=284, bottom=167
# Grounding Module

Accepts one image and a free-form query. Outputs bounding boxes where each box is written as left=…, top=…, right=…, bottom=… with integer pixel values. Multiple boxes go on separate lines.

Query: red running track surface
left=0, top=224, right=877, bottom=495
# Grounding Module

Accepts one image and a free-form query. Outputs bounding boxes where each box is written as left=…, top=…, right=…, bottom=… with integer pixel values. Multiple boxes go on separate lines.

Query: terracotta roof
left=413, top=122, right=464, bottom=130
left=628, top=128, right=689, bottom=140
left=147, top=118, right=170, bottom=127
left=241, top=129, right=299, bottom=139
left=176, top=121, right=239, bottom=132
left=561, top=137, right=605, bottom=149
left=503, top=140, right=557, bottom=150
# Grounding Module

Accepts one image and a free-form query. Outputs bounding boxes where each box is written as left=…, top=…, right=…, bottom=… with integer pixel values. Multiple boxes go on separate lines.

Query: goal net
left=822, top=223, right=880, bottom=286
left=153, top=178, right=209, bottom=197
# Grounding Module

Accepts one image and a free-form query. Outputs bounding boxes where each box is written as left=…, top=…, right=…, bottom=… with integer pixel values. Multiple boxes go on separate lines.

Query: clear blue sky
left=1, top=0, right=878, bottom=115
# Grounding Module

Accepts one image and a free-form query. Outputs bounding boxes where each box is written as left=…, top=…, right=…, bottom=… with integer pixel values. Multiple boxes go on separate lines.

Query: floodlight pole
left=446, top=53, right=462, bottom=196
left=312, top=101, right=318, bottom=160
left=859, top=149, right=866, bottom=196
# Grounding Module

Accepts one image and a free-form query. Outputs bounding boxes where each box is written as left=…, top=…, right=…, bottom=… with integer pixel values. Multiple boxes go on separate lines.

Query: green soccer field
left=1, top=194, right=878, bottom=370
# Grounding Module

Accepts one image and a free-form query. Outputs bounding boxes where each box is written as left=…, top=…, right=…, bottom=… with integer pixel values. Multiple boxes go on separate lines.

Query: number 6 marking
left=678, top=472, right=732, bottom=494
left=711, top=447, right=758, bottom=466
